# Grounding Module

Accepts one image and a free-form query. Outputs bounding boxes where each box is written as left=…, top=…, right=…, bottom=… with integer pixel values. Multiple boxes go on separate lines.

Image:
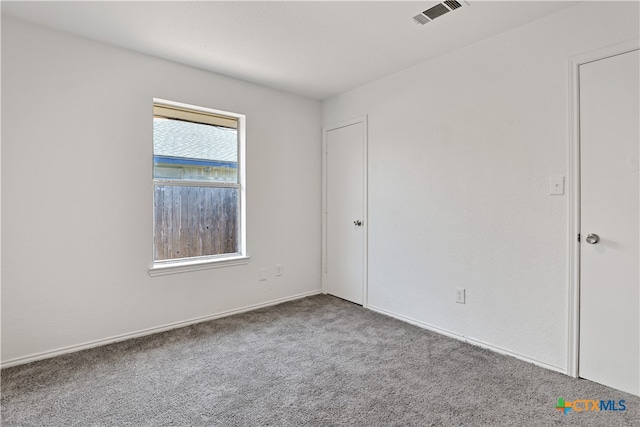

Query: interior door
left=579, top=49, right=639, bottom=396
left=324, top=119, right=366, bottom=305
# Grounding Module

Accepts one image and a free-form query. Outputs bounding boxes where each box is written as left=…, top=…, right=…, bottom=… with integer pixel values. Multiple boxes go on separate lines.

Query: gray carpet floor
left=1, top=294, right=638, bottom=426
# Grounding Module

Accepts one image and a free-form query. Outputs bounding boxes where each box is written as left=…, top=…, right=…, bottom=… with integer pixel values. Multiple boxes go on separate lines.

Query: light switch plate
left=549, top=176, right=565, bottom=195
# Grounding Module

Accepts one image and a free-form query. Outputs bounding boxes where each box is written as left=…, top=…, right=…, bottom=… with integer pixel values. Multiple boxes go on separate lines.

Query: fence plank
left=154, top=185, right=238, bottom=261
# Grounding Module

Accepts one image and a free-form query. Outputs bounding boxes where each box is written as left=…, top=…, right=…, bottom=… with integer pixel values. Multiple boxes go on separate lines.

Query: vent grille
left=412, top=14, right=431, bottom=25
left=423, top=3, right=450, bottom=20
left=444, top=1, right=462, bottom=10
left=413, top=0, right=468, bottom=25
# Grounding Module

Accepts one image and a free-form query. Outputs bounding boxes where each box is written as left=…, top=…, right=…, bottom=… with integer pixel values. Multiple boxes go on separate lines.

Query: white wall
left=3, top=2, right=638, bottom=373
left=1, top=17, right=322, bottom=364
left=322, top=1, right=639, bottom=371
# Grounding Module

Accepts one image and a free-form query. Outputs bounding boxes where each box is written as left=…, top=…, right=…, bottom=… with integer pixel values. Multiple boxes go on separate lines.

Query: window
left=150, top=99, right=247, bottom=275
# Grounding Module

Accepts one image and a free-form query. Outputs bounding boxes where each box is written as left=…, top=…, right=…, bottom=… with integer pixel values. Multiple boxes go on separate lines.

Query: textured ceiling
left=1, top=1, right=580, bottom=100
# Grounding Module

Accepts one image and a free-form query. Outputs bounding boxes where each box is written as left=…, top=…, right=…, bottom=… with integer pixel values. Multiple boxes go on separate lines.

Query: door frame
left=322, top=116, right=369, bottom=307
left=567, top=39, right=640, bottom=378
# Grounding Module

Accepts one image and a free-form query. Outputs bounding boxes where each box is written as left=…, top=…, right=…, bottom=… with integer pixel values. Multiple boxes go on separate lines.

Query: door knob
left=585, top=233, right=600, bottom=244
left=353, top=220, right=363, bottom=226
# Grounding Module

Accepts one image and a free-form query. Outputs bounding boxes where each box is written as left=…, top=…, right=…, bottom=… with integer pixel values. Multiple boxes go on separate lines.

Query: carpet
left=1, top=294, right=638, bottom=426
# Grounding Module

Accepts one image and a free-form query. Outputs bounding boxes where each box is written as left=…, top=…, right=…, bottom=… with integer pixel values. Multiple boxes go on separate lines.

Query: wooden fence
left=154, top=185, right=238, bottom=260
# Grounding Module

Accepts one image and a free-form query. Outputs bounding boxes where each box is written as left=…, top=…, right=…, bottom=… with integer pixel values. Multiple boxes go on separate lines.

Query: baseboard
left=367, top=304, right=566, bottom=375
left=1, top=289, right=322, bottom=369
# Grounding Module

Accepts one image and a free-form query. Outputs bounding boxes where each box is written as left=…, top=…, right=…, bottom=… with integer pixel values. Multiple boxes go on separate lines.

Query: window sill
left=148, top=256, right=250, bottom=277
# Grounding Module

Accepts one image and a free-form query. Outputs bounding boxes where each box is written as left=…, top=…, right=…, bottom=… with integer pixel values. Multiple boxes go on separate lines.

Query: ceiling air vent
left=413, top=0, right=468, bottom=25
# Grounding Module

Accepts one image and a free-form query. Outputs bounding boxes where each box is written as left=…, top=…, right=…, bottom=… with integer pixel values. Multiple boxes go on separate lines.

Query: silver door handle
left=353, top=220, right=363, bottom=226
left=585, top=233, right=600, bottom=244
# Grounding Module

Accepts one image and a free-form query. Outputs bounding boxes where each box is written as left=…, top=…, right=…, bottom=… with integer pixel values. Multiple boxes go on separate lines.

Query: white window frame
left=148, top=98, right=248, bottom=276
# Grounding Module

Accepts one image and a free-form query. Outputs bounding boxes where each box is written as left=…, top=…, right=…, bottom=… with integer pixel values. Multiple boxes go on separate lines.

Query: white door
left=579, top=49, right=639, bottom=396
left=323, top=119, right=367, bottom=305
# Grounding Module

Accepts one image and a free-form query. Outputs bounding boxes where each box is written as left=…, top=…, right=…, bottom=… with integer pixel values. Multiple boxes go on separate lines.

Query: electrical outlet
left=455, top=288, right=466, bottom=304
left=275, top=264, right=283, bottom=276
left=259, top=268, right=268, bottom=281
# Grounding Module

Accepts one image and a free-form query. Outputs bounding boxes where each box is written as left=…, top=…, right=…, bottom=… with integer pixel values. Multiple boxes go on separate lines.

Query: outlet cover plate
left=549, top=176, right=565, bottom=195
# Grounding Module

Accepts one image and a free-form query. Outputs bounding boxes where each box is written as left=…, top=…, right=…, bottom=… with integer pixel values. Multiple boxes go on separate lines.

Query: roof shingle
left=153, top=118, right=237, bottom=163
